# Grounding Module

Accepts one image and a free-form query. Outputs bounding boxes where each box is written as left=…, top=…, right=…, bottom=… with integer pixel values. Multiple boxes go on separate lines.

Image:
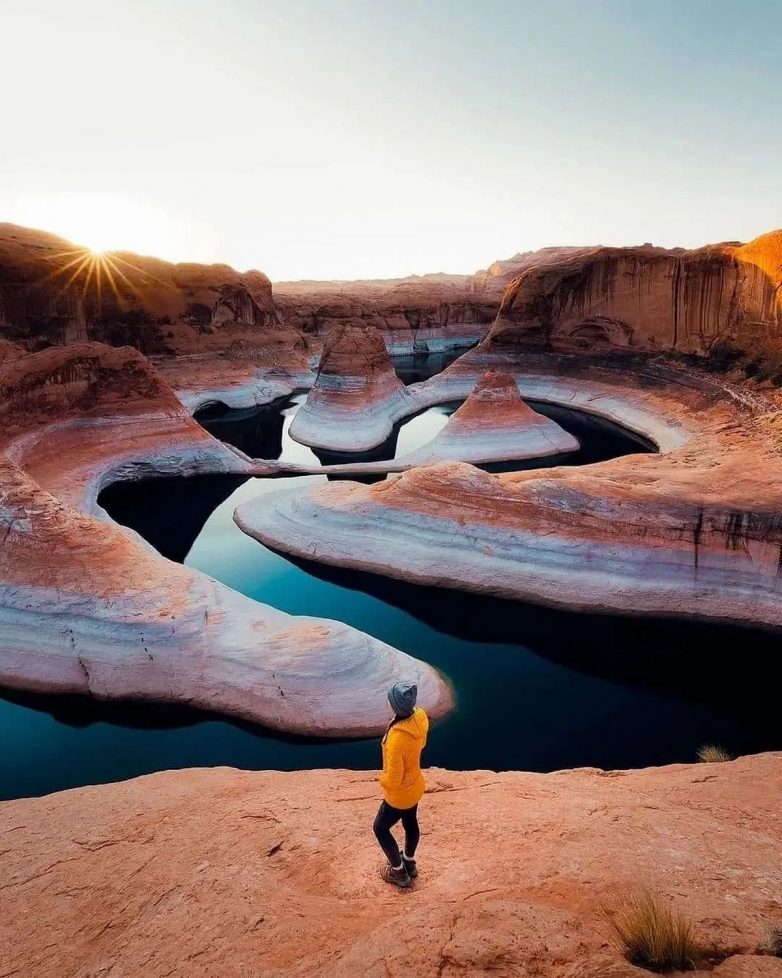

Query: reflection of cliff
left=0, top=223, right=301, bottom=359
left=490, top=230, right=782, bottom=356
left=195, top=401, right=287, bottom=459
left=99, top=474, right=246, bottom=563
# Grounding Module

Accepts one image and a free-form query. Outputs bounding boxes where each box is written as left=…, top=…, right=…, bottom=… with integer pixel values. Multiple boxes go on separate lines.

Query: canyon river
left=2, top=371, right=781, bottom=799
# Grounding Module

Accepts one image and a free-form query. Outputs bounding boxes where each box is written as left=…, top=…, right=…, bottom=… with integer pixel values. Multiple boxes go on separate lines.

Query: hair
left=382, top=714, right=404, bottom=743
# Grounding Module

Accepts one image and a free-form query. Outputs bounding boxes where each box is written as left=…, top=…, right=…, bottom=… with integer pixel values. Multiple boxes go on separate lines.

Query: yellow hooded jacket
left=380, top=706, right=429, bottom=809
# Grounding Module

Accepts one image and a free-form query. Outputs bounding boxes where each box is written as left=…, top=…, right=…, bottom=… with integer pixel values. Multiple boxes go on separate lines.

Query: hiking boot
left=381, top=863, right=411, bottom=888
left=401, top=855, right=418, bottom=879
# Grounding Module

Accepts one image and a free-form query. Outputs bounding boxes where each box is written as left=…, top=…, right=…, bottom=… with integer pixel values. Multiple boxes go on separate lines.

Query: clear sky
left=2, top=0, right=780, bottom=280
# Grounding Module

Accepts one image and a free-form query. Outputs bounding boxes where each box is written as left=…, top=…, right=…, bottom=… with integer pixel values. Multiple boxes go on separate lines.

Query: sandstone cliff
left=490, top=230, right=782, bottom=357
left=0, top=223, right=303, bottom=360
left=0, top=341, right=182, bottom=435
left=275, top=279, right=495, bottom=354
left=274, top=248, right=611, bottom=355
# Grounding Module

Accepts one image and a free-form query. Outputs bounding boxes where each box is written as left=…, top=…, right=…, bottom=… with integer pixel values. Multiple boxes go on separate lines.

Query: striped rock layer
left=236, top=351, right=782, bottom=629
left=0, top=342, right=452, bottom=734
left=289, top=322, right=412, bottom=451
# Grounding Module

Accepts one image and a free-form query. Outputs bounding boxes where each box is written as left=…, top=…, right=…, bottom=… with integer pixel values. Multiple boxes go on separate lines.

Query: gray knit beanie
left=388, top=681, right=417, bottom=718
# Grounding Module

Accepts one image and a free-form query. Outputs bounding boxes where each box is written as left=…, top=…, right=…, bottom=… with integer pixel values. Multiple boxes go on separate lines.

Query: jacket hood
left=392, top=706, right=428, bottom=740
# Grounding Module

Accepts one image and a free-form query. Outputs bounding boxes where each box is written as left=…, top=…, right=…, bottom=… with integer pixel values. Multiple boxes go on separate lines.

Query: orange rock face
left=0, top=222, right=303, bottom=361
left=491, top=230, right=782, bottom=356
left=274, top=249, right=600, bottom=356
left=275, top=274, right=498, bottom=354
left=378, top=369, right=578, bottom=466
left=0, top=341, right=183, bottom=435
left=1, top=755, right=780, bottom=977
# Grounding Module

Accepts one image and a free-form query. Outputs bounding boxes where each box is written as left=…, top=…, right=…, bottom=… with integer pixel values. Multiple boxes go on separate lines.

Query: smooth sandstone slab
left=236, top=354, right=782, bottom=629
left=0, top=343, right=452, bottom=734
left=398, top=368, right=578, bottom=465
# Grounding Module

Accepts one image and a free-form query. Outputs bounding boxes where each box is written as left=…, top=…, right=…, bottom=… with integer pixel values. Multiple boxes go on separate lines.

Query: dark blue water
left=2, top=389, right=781, bottom=800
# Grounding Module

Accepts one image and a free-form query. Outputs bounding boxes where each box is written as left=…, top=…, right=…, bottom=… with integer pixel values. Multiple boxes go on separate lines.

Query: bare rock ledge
left=1, top=755, right=781, bottom=977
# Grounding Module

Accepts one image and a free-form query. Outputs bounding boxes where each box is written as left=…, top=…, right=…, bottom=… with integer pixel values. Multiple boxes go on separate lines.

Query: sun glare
left=14, top=193, right=174, bottom=261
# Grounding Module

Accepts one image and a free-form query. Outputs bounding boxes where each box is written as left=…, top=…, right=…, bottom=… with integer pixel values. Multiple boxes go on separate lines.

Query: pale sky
left=2, top=0, right=780, bottom=280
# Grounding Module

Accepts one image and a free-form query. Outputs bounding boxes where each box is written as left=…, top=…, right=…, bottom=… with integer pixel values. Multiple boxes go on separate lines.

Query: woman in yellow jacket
left=373, top=681, right=429, bottom=888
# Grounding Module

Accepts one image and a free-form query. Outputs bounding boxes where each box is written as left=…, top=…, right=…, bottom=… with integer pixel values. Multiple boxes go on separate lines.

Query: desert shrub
left=761, top=925, right=782, bottom=957
left=697, top=744, right=732, bottom=763
left=706, top=339, right=745, bottom=371
left=608, top=892, right=705, bottom=972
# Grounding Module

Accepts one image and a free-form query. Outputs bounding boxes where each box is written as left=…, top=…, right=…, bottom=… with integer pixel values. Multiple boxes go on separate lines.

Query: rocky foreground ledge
left=1, top=755, right=780, bottom=977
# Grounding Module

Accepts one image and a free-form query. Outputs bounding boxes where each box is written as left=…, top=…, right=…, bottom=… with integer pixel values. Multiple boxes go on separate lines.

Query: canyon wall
left=0, top=223, right=303, bottom=360
left=275, top=247, right=616, bottom=354
left=0, top=342, right=452, bottom=732
left=6, top=222, right=782, bottom=369
left=275, top=277, right=496, bottom=354
left=243, top=350, right=782, bottom=629
left=490, top=230, right=782, bottom=357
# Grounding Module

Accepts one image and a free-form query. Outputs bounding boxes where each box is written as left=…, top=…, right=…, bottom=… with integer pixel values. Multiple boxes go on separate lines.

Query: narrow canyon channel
left=2, top=357, right=781, bottom=800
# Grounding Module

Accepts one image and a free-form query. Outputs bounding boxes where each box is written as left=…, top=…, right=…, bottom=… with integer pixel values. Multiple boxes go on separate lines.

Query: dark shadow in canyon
left=0, top=685, right=355, bottom=746
left=283, top=551, right=781, bottom=721
left=100, top=472, right=247, bottom=562
left=194, top=395, right=290, bottom=457
left=392, top=348, right=468, bottom=384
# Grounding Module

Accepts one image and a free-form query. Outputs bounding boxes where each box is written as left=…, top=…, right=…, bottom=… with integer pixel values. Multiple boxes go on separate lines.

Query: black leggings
left=373, top=801, right=420, bottom=866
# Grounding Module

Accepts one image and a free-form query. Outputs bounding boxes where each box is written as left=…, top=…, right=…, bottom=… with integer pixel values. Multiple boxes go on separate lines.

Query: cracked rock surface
left=1, top=754, right=780, bottom=977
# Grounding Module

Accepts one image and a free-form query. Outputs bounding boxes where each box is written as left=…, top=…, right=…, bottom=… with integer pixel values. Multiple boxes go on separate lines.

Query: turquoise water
left=2, top=388, right=781, bottom=799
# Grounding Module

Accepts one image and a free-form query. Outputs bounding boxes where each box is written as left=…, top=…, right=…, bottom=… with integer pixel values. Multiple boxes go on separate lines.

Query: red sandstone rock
left=403, top=368, right=578, bottom=461
left=1, top=755, right=780, bottom=977
left=275, top=273, right=496, bottom=354
left=239, top=351, right=782, bottom=628
left=0, top=341, right=183, bottom=433
left=274, top=249, right=604, bottom=356
left=0, top=337, right=22, bottom=363
left=289, top=323, right=412, bottom=451
left=0, top=222, right=302, bottom=360
left=491, top=230, right=782, bottom=357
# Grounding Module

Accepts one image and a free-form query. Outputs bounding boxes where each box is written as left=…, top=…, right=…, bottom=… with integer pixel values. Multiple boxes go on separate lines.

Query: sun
left=61, top=197, right=150, bottom=256
left=16, top=193, right=174, bottom=260
left=17, top=193, right=181, bottom=307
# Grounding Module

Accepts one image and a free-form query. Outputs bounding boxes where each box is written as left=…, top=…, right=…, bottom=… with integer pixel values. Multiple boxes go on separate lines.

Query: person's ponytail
left=382, top=714, right=402, bottom=744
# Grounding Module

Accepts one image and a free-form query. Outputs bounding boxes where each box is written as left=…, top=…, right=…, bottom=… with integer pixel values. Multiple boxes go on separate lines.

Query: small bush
left=697, top=744, right=732, bottom=763
left=607, top=892, right=705, bottom=972
left=761, top=925, right=782, bottom=957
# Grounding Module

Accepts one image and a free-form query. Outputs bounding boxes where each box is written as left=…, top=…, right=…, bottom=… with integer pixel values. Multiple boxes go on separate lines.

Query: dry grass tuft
left=761, top=925, right=782, bottom=957
left=697, top=744, right=732, bottom=763
left=607, top=892, right=705, bottom=972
